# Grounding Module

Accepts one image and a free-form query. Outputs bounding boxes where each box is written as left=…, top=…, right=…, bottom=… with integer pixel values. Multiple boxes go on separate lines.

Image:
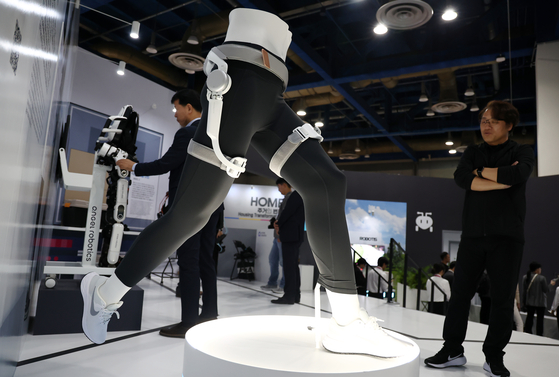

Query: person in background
left=443, top=261, right=456, bottom=288
left=512, top=284, right=523, bottom=331
left=549, top=277, right=559, bottom=334
left=271, top=178, right=305, bottom=305
left=427, top=263, right=452, bottom=315
left=425, top=100, right=535, bottom=377
left=116, top=89, right=223, bottom=338
left=261, top=216, right=284, bottom=292
left=354, top=258, right=368, bottom=296
left=367, top=257, right=389, bottom=299
left=440, top=252, right=450, bottom=273
left=522, top=262, right=549, bottom=336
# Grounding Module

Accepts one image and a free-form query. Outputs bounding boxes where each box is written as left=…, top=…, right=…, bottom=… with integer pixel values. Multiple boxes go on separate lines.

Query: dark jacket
left=277, top=191, right=305, bottom=243
left=134, top=121, right=198, bottom=204
left=454, top=140, right=535, bottom=241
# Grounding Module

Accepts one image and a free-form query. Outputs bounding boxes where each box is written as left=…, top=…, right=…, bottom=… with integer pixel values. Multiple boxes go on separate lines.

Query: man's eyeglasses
left=480, top=118, right=503, bottom=126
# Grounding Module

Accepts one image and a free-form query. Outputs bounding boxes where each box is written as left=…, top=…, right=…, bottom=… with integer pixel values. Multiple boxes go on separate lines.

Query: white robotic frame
left=44, top=105, right=140, bottom=286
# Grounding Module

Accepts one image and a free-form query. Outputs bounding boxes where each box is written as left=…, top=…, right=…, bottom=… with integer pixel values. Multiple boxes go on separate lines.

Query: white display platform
left=183, top=315, right=420, bottom=377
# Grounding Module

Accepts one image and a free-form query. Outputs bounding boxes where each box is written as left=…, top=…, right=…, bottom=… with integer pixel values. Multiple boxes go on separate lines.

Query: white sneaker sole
left=81, top=272, right=103, bottom=344
left=426, top=356, right=467, bottom=368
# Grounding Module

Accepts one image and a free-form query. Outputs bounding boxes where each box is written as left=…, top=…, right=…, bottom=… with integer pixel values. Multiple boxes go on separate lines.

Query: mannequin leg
left=251, top=104, right=411, bottom=357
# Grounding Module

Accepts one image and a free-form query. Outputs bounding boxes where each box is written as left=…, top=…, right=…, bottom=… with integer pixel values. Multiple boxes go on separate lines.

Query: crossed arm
left=454, top=145, right=534, bottom=192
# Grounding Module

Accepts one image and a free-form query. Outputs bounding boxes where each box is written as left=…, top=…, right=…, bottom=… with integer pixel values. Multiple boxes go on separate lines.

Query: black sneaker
left=483, top=360, right=510, bottom=377
left=424, top=347, right=467, bottom=368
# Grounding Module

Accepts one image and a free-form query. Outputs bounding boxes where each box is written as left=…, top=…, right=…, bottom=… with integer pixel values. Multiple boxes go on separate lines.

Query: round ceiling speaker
left=376, top=0, right=433, bottom=30
left=431, top=101, right=468, bottom=114
left=168, top=52, right=205, bottom=73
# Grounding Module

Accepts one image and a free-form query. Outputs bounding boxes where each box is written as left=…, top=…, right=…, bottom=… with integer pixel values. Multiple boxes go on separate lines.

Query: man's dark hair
left=171, top=89, right=202, bottom=112
left=449, top=261, right=457, bottom=270
left=357, top=258, right=367, bottom=266
left=377, top=256, right=389, bottom=267
left=276, top=178, right=291, bottom=188
left=478, top=100, right=520, bottom=130
left=440, top=252, right=449, bottom=261
left=432, top=263, right=446, bottom=275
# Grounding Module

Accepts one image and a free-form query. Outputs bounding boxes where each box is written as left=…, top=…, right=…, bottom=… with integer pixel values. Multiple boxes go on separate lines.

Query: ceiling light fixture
left=442, top=9, right=457, bottom=21
left=470, top=101, right=479, bottom=112
left=187, top=20, right=200, bottom=45
left=464, top=75, right=475, bottom=96
left=445, top=132, right=454, bottom=146
left=355, top=140, right=361, bottom=153
left=146, top=32, right=158, bottom=54
left=373, top=23, right=388, bottom=35
left=496, top=54, right=506, bottom=63
left=328, top=142, right=334, bottom=155
left=293, top=98, right=307, bottom=117
left=315, top=121, right=324, bottom=128
left=419, top=81, right=428, bottom=102
left=426, top=98, right=435, bottom=116
left=117, top=60, right=126, bottom=75
left=449, top=149, right=457, bottom=154
left=130, top=21, right=140, bottom=39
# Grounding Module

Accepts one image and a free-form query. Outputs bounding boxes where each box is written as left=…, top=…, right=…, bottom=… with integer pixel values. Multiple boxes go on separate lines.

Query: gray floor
left=15, top=273, right=559, bottom=377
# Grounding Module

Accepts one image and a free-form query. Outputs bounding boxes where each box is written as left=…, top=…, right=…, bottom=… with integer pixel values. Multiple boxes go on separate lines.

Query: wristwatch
left=477, top=167, right=484, bottom=178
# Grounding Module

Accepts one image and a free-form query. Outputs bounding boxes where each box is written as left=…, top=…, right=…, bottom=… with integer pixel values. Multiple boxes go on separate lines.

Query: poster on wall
left=345, top=199, right=407, bottom=253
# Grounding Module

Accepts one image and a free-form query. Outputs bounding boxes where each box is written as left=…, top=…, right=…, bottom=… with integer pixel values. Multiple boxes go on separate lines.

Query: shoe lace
left=99, top=307, right=120, bottom=325
left=364, top=316, right=384, bottom=331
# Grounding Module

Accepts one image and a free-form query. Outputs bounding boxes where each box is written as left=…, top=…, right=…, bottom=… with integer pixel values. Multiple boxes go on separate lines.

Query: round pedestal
left=183, top=315, right=420, bottom=377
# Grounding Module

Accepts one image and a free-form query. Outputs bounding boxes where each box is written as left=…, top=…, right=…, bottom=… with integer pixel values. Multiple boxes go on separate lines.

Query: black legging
left=115, top=60, right=356, bottom=294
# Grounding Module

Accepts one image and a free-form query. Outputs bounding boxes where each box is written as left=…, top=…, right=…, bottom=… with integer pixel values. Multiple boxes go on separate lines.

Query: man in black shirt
left=425, top=101, right=535, bottom=377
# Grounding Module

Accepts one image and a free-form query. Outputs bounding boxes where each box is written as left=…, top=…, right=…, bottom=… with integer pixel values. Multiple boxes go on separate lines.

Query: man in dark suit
left=271, top=178, right=305, bottom=305
left=117, top=89, right=223, bottom=337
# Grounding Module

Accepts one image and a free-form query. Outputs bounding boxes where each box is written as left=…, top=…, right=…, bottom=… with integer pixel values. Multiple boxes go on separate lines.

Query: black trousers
left=114, top=60, right=356, bottom=295
left=282, top=240, right=302, bottom=301
left=524, top=306, right=545, bottom=336
left=177, top=207, right=221, bottom=328
left=443, top=236, right=523, bottom=360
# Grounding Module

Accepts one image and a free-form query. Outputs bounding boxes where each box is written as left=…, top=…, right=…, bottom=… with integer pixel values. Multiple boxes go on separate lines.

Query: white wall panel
left=0, top=1, right=70, bottom=375
left=536, top=40, right=559, bottom=177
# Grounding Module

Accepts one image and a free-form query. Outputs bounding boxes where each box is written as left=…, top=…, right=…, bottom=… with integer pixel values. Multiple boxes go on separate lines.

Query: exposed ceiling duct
left=431, top=69, right=468, bottom=113
left=91, top=42, right=191, bottom=88
left=376, top=0, right=434, bottom=30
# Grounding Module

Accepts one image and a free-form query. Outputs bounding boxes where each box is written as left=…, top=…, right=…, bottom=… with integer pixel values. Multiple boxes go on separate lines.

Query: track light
left=315, top=121, right=324, bottom=128
left=117, top=60, right=126, bottom=75
left=426, top=98, right=435, bottom=116
left=470, top=102, right=479, bottom=112
left=442, top=9, right=457, bottom=21
left=293, top=98, right=307, bottom=117
left=374, top=23, right=388, bottom=35
left=496, top=54, right=506, bottom=63
left=419, top=81, right=428, bottom=102
left=464, top=75, right=475, bottom=96
left=355, top=140, right=361, bottom=153
left=445, top=132, right=454, bottom=146
left=130, top=21, right=140, bottom=39
left=146, top=32, right=157, bottom=54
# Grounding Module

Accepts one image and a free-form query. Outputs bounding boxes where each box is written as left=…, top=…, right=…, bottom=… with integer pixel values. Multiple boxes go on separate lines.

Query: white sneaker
left=272, top=287, right=284, bottom=293
left=322, top=309, right=411, bottom=358
left=81, top=272, right=123, bottom=344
